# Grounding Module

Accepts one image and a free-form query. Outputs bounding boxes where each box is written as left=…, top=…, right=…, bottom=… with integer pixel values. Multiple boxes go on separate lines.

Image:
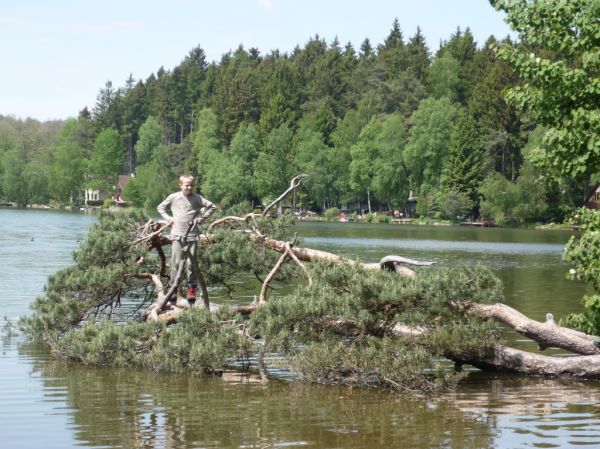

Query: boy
left=157, top=174, right=216, bottom=305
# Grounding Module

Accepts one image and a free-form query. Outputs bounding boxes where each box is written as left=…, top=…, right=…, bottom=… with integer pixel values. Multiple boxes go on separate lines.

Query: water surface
left=1, top=210, right=599, bottom=449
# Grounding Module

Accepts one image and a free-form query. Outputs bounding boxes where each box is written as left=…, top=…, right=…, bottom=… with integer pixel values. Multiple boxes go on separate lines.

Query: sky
left=0, top=0, right=514, bottom=122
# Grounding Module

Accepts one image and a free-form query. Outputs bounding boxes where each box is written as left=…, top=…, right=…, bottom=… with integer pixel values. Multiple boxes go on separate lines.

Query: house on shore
left=84, top=175, right=132, bottom=207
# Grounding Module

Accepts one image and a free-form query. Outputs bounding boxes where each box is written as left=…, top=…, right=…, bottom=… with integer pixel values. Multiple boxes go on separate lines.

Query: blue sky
left=0, top=0, right=514, bottom=121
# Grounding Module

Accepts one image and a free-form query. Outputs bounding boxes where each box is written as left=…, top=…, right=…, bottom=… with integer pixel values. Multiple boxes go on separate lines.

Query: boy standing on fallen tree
left=157, top=174, right=216, bottom=305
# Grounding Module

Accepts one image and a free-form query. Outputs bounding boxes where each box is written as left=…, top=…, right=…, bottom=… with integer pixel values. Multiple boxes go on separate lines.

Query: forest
left=0, top=7, right=593, bottom=224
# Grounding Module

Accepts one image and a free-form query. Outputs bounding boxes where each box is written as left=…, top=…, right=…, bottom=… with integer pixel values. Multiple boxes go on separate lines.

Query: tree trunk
left=450, top=345, right=600, bottom=379
left=464, top=302, right=600, bottom=355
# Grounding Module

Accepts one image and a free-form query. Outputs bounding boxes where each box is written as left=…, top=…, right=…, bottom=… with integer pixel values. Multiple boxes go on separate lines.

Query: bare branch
left=258, top=244, right=291, bottom=304
left=261, top=173, right=307, bottom=217
left=464, top=302, right=600, bottom=355
left=132, top=222, right=171, bottom=246
left=207, top=214, right=260, bottom=233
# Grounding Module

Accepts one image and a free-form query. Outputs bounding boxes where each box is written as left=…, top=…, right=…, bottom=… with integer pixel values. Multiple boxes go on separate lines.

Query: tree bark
left=464, top=302, right=600, bottom=356
left=450, top=345, right=600, bottom=379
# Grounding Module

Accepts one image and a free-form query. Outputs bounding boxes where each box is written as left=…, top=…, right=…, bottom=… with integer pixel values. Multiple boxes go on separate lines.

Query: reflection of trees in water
left=446, top=372, right=600, bottom=417
left=29, top=346, right=496, bottom=449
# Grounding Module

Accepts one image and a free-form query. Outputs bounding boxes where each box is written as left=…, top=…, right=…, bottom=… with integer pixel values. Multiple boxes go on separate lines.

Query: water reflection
left=15, top=342, right=600, bottom=449
left=2, top=211, right=599, bottom=449
left=444, top=373, right=600, bottom=448
left=23, top=342, right=496, bottom=449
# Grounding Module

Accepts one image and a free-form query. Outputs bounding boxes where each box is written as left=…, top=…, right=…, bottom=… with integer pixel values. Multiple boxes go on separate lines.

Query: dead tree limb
left=389, top=316, right=600, bottom=379
left=139, top=261, right=185, bottom=321
left=133, top=222, right=171, bottom=246
left=261, top=174, right=307, bottom=217
left=251, top=234, right=426, bottom=277
left=464, top=302, right=600, bottom=355
left=258, top=241, right=299, bottom=304
left=449, top=345, right=600, bottom=379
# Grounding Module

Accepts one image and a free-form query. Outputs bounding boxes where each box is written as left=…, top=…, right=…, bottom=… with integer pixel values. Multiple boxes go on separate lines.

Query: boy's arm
left=157, top=195, right=173, bottom=223
left=195, top=198, right=217, bottom=225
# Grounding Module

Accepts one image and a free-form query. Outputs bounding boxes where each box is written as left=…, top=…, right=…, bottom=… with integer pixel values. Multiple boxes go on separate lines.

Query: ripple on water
left=2, top=212, right=599, bottom=449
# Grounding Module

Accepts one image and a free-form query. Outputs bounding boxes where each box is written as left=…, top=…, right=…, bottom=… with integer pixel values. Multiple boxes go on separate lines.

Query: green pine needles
left=19, top=208, right=504, bottom=391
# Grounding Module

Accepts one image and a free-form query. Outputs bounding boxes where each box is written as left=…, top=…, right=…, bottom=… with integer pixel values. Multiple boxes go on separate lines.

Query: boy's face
left=179, top=181, right=195, bottom=196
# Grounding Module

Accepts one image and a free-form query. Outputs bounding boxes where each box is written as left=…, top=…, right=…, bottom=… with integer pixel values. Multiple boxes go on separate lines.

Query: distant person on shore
left=157, top=174, right=216, bottom=305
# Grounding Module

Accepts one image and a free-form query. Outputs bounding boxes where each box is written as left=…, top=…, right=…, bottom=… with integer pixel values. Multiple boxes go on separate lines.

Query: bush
left=563, top=209, right=600, bottom=335
left=103, top=198, right=116, bottom=208
left=479, top=164, right=547, bottom=225
left=323, top=207, right=340, bottom=221
left=374, top=214, right=390, bottom=223
left=435, top=190, right=473, bottom=222
left=415, top=195, right=433, bottom=218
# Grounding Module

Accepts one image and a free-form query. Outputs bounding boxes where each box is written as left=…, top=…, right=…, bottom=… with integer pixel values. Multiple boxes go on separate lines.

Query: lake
left=1, top=209, right=600, bottom=449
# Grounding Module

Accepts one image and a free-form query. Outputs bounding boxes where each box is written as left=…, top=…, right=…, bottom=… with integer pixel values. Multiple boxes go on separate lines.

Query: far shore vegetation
left=1, top=13, right=597, bottom=228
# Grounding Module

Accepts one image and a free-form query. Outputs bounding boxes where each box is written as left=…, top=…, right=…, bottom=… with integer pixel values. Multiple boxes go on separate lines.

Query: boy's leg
left=186, top=241, right=199, bottom=303
left=169, top=239, right=184, bottom=299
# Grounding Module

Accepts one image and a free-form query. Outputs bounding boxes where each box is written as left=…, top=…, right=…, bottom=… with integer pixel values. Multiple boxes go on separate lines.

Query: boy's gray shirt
left=157, top=192, right=215, bottom=240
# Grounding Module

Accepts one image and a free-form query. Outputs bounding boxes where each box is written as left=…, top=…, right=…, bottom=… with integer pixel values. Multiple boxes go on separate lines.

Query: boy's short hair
left=179, top=174, right=195, bottom=185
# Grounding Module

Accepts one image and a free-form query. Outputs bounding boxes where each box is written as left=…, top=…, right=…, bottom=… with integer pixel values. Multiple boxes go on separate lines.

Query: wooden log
left=253, top=235, right=434, bottom=277
left=465, top=302, right=600, bottom=356
left=450, top=345, right=600, bottom=379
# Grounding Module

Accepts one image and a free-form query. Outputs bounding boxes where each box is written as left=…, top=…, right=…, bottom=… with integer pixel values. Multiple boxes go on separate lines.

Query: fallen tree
left=18, top=177, right=600, bottom=390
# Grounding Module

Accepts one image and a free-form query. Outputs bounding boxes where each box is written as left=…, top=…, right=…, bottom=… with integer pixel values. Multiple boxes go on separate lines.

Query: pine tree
left=442, top=113, right=487, bottom=209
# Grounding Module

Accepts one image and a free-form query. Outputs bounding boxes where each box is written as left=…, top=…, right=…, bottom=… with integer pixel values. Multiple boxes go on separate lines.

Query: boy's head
left=179, top=174, right=196, bottom=196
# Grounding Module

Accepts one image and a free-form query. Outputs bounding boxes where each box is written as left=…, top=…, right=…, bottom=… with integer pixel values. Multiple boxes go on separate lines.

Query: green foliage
left=374, top=214, right=391, bottom=223
left=251, top=262, right=503, bottom=391
left=442, top=113, right=488, bottom=209
left=371, top=113, right=410, bottom=208
left=404, top=97, right=458, bottom=193
left=20, top=210, right=149, bottom=342
left=87, top=128, right=124, bottom=192
left=492, top=0, right=600, bottom=335
left=148, top=308, right=253, bottom=374
left=479, top=164, right=548, bottom=225
left=56, top=308, right=253, bottom=374
left=563, top=208, right=600, bottom=334
left=198, top=213, right=297, bottom=287
left=49, top=120, right=87, bottom=204
left=435, top=190, right=473, bottom=222
left=493, top=0, right=600, bottom=180
left=349, top=117, right=382, bottom=198
left=189, top=108, right=222, bottom=177
left=123, top=146, right=176, bottom=211
left=135, top=116, right=163, bottom=166
left=2, top=19, right=578, bottom=216
left=428, top=54, right=461, bottom=100
left=19, top=201, right=507, bottom=390
left=323, top=207, right=340, bottom=221
left=1, top=148, right=28, bottom=206
left=254, top=125, right=294, bottom=201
